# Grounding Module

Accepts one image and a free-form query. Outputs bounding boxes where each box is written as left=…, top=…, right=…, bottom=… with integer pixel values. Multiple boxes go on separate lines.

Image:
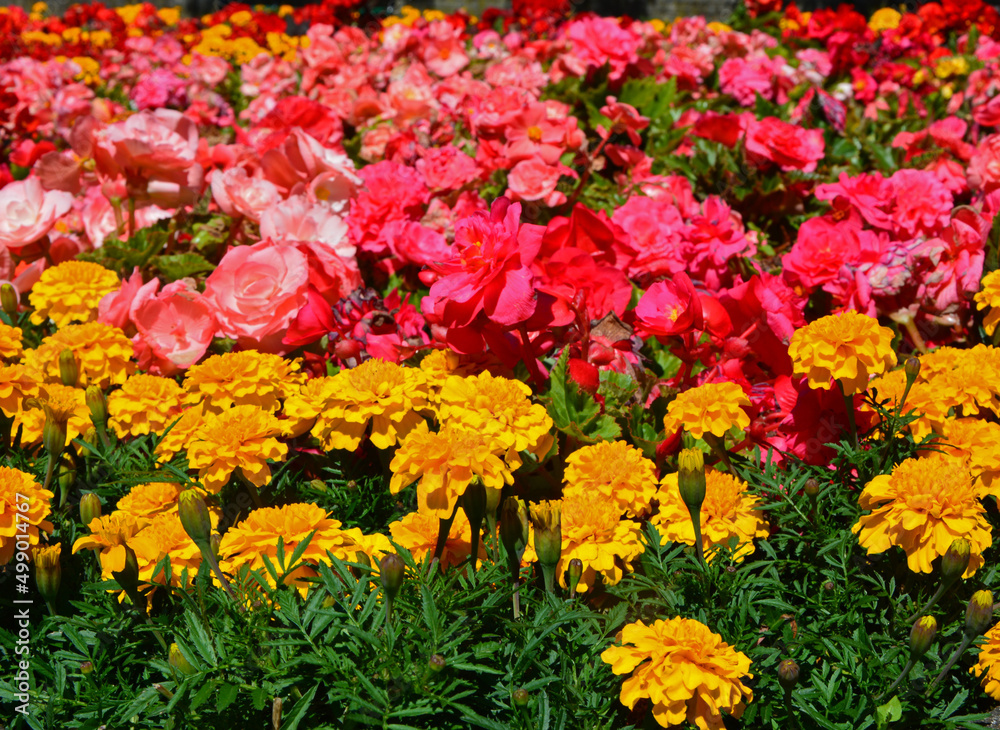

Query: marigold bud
left=58, top=349, right=79, bottom=388
left=429, top=654, right=446, bottom=673
left=178, top=490, right=213, bottom=549
left=42, top=406, right=67, bottom=456
left=529, top=500, right=562, bottom=569
left=500, top=497, right=529, bottom=565
left=904, top=355, right=921, bottom=385
left=80, top=661, right=93, bottom=675
left=34, top=543, right=61, bottom=603
left=0, top=283, right=18, bottom=317
left=777, top=658, right=800, bottom=692
left=966, top=590, right=995, bottom=638
left=85, top=386, right=107, bottom=427
left=910, top=615, right=938, bottom=658
left=169, top=643, right=198, bottom=677
left=512, top=688, right=529, bottom=706
left=484, top=485, right=502, bottom=518
left=463, top=479, right=487, bottom=528
left=804, top=478, right=819, bottom=499
left=380, top=553, right=405, bottom=601
left=111, top=543, right=141, bottom=598
left=79, top=493, right=102, bottom=528
left=677, top=448, right=706, bottom=511
left=567, top=558, right=583, bottom=592
left=941, top=539, right=971, bottom=584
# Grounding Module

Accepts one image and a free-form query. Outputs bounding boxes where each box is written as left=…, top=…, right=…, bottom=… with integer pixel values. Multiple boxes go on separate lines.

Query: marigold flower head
left=0, top=322, right=24, bottom=361
left=864, top=369, right=953, bottom=440
left=663, top=381, right=750, bottom=441
left=563, top=440, right=658, bottom=517
left=71, top=510, right=150, bottom=580
left=130, top=512, right=204, bottom=587
left=931, top=418, right=1000, bottom=495
left=418, top=348, right=488, bottom=406
left=655, top=469, right=769, bottom=562
left=389, top=509, right=482, bottom=572
left=389, top=420, right=517, bottom=520
left=554, top=494, right=644, bottom=593
left=283, top=359, right=429, bottom=451
left=29, top=261, right=120, bottom=327
left=108, top=374, right=185, bottom=437
left=25, top=322, right=134, bottom=389
left=788, top=310, right=896, bottom=395
left=437, top=371, right=553, bottom=456
left=154, top=402, right=209, bottom=462
left=183, top=351, right=305, bottom=413
left=868, top=7, right=901, bottom=32
left=601, top=616, right=753, bottom=730
left=14, top=382, right=92, bottom=446
left=974, top=269, right=1000, bottom=336
left=219, top=503, right=361, bottom=594
left=924, top=345, right=1000, bottom=418
left=0, top=467, right=54, bottom=564
left=0, top=363, right=39, bottom=418
left=852, top=456, right=991, bottom=576
left=971, top=621, right=1000, bottom=700
left=186, top=404, right=288, bottom=493
left=116, top=482, right=208, bottom=521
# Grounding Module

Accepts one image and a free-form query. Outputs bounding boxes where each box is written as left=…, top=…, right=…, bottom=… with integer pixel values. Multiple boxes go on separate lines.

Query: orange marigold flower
left=186, top=404, right=288, bottom=493
left=974, top=269, right=1000, bottom=336
left=971, top=621, right=1000, bottom=700
left=553, top=494, right=644, bottom=593
left=25, top=322, right=134, bottom=389
left=71, top=511, right=150, bottom=580
left=389, top=509, right=481, bottom=572
left=14, top=382, right=92, bottom=446
left=563, top=440, right=658, bottom=517
left=28, top=261, right=120, bottom=327
left=0, top=322, right=24, bottom=361
left=852, top=456, right=992, bottom=576
left=0, top=467, right=54, bottom=564
left=0, top=363, right=39, bottom=418
left=663, top=381, right=751, bottom=441
left=389, top=420, right=517, bottom=520
left=864, top=369, right=953, bottom=440
left=931, top=418, right=1000, bottom=495
left=218, top=502, right=362, bottom=594
left=283, top=359, right=429, bottom=451
left=154, top=402, right=209, bottom=462
left=183, top=351, right=305, bottom=413
left=437, top=370, right=553, bottom=456
left=117, top=482, right=200, bottom=521
left=788, top=310, right=896, bottom=395
left=601, top=616, right=753, bottom=730
left=108, top=374, right=185, bottom=437
left=923, top=345, right=1000, bottom=418
left=130, top=512, right=204, bottom=587
left=419, top=348, right=488, bottom=406
left=654, top=469, right=769, bottom=562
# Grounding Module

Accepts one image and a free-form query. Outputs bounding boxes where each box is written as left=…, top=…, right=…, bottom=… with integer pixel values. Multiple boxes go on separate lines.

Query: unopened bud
left=677, top=449, right=706, bottom=511
left=941, top=539, right=971, bottom=584
left=34, top=543, right=61, bottom=603
left=0, top=283, right=18, bottom=317
left=58, top=463, right=76, bottom=493
left=169, top=643, right=198, bottom=677
left=178, top=490, right=213, bottom=549
left=910, top=615, right=938, bottom=658
left=484, top=486, right=502, bottom=518
left=111, top=544, right=141, bottom=599
left=966, top=590, right=995, bottom=638
left=42, top=406, right=67, bottom=456
left=308, top=478, right=327, bottom=492
left=904, top=356, right=921, bottom=386
left=804, top=478, right=819, bottom=499
left=463, top=480, right=488, bottom=528
left=354, top=550, right=372, bottom=570
left=500, top=497, right=529, bottom=565
left=529, top=500, right=562, bottom=569
left=58, top=349, right=78, bottom=388
left=512, top=688, right=529, bottom=706
left=80, top=661, right=93, bottom=675
left=85, top=386, right=107, bottom=426
left=380, top=553, right=405, bottom=601
left=79, top=493, right=102, bottom=528
left=567, top=558, right=583, bottom=592
left=823, top=580, right=835, bottom=592
left=429, top=654, right=446, bottom=673
left=777, top=658, right=800, bottom=692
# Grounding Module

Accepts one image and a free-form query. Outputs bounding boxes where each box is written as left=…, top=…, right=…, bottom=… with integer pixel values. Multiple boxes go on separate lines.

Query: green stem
left=46, top=453, right=61, bottom=506
left=432, top=503, right=460, bottom=564
left=687, top=505, right=705, bottom=566
left=878, top=657, right=916, bottom=702
left=927, top=634, right=974, bottom=694
left=704, top=433, right=734, bottom=472
left=540, top=563, right=556, bottom=595
left=905, top=581, right=953, bottom=624
left=127, top=197, right=136, bottom=239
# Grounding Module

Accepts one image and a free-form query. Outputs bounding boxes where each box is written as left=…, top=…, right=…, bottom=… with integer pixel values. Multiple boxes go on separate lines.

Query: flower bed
left=3, top=0, right=1000, bottom=727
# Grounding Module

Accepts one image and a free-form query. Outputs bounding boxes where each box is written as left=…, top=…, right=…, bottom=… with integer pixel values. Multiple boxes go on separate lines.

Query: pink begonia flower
left=815, top=172, right=894, bottom=230
left=92, top=109, right=204, bottom=207
left=0, top=177, right=74, bottom=251
left=210, top=167, right=283, bottom=222
left=415, top=146, right=480, bottom=192
left=259, top=129, right=360, bottom=207
left=562, top=16, right=643, bottom=82
left=633, top=274, right=704, bottom=339
left=507, top=159, right=575, bottom=207
left=259, top=195, right=355, bottom=260
left=968, top=133, right=1000, bottom=193
left=782, top=214, right=874, bottom=291
left=598, top=97, right=649, bottom=146
left=132, top=281, right=218, bottom=375
left=887, top=169, right=953, bottom=238
left=202, top=239, right=310, bottom=352
left=745, top=117, right=825, bottom=173
left=98, top=267, right=160, bottom=335
left=423, top=20, right=470, bottom=77
left=81, top=187, right=173, bottom=248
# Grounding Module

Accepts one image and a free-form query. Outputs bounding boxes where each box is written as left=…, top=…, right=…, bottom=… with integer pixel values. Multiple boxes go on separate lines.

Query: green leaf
left=876, top=695, right=902, bottom=728
left=283, top=684, right=319, bottom=730
left=153, top=253, right=215, bottom=281
left=216, top=682, right=239, bottom=713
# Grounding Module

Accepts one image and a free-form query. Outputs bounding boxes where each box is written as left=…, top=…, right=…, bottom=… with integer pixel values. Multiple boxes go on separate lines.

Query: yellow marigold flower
left=971, top=621, right=1000, bottom=700
left=419, top=348, right=484, bottom=406
left=14, top=383, right=92, bottom=446
left=601, top=616, right=753, bottom=730
left=930, top=418, right=1000, bottom=495
left=28, top=261, right=120, bottom=327
left=25, top=322, right=134, bottom=389
left=130, top=512, right=203, bottom=587
left=868, top=7, right=901, bottom=32
left=437, top=371, right=553, bottom=456
left=554, top=494, right=644, bottom=593
left=154, top=403, right=209, bottom=462
left=389, top=420, right=517, bottom=520
left=852, top=456, right=991, bottom=576
left=71, top=511, right=150, bottom=580
left=864, top=369, right=953, bottom=440
left=563, top=440, right=658, bottom=517
left=654, top=469, right=769, bottom=562
left=0, top=467, right=55, bottom=564
left=0, top=364, right=39, bottom=418
left=219, top=502, right=360, bottom=594
left=116, top=482, right=185, bottom=520
left=389, top=509, right=481, bottom=572
left=926, top=345, right=1000, bottom=417
left=183, top=351, right=305, bottom=413
left=282, top=359, right=429, bottom=451
left=108, top=374, right=185, bottom=437
left=914, top=346, right=963, bottom=382
left=0, top=322, right=23, bottom=361
left=185, top=404, right=288, bottom=493
left=663, top=381, right=750, bottom=440
left=788, top=310, right=896, bottom=395
left=975, top=270, right=1000, bottom=336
